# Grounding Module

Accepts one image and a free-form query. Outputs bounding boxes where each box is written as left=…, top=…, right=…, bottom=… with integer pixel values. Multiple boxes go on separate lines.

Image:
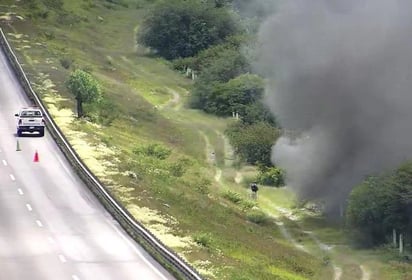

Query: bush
left=226, top=122, right=280, bottom=166
left=222, top=190, right=242, bottom=204
left=169, top=158, right=191, bottom=177
left=256, top=166, right=285, bottom=187
left=246, top=210, right=268, bottom=225
left=60, top=57, right=73, bottom=69
left=192, top=73, right=264, bottom=117
left=193, top=232, right=213, bottom=247
left=240, top=199, right=257, bottom=210
left=133, top=143, right=172, bottom=160
left=186, top=175, right=211, bottom=195
left=137, top=0, right=240, bottom=59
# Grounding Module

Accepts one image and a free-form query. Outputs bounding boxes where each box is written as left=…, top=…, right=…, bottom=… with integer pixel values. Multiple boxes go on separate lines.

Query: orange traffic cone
left=33, top=150, right=39, bottom=162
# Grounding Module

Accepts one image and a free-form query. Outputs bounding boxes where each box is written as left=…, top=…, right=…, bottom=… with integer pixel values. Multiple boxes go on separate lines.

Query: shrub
left=133, top=143, right=172, bottom=160
left=222, top=190, right=242, bottom=204
left=256, top=166, right=285, bottom=187
left=169, top=158, right=191, bottom=177
left=226, top=122, right=280, bottom=166
left=193, top=232, right=213, bottom=247
left=240, top=199, right=257, bottom=210
left=246, top=210, right=268, bottom=225
left=191, top=176, right=211, bottom=195
left=60, top=57, right=73, bottom=69
left=137, top=0, right=239, bottom=59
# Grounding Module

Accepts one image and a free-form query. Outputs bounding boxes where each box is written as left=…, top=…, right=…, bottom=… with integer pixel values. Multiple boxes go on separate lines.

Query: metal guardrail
left=0, top=27, right=203, bottom=280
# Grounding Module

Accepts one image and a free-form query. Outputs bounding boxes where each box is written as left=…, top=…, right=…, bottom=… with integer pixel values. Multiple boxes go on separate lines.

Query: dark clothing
left=251, top=183, right=258, bottom=193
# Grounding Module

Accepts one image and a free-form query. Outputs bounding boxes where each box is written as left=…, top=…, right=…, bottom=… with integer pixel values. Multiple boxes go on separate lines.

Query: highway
left=0, top=49, right=176, bottom=279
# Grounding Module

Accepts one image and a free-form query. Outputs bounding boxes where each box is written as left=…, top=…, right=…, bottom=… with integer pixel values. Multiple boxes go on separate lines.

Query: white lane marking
left=26, top=203, right=32, bottom=212
left=36, top=220, right=43, bottom=227
left=17, top=188, right=24, bottom=195
left=108, top=222, right=169, bottom=280
left=58, top=254, right=67, bottom=263
left=2, top=159, right=7, bottom=166
left=72, top=275, right=80, bottom=280
left=9, top=174, right=15, bottom=181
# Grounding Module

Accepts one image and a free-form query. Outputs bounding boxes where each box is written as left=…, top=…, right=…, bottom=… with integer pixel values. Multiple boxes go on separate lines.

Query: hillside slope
left=0, top=0, right=330, bottom=279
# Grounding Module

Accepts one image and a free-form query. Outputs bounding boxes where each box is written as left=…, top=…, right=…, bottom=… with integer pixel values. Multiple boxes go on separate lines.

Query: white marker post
left=393, top=229, right=397, bottom=247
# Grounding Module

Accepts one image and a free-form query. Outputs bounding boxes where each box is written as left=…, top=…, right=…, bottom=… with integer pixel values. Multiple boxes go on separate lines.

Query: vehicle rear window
left=20, top=110, right=42, bottom=117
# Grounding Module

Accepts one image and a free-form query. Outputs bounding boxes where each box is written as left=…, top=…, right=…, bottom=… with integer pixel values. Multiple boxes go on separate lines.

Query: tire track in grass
left=214, top=130, right=235, bottom=167
left=199, top=131, right=222, bottom=183
left=360, top=265, right=371, bottom=280
left=303, top=229, right=342, bottom=280
left=259, top=196, right=343, bottom=280
left=162, top=87, right=182, bottom=110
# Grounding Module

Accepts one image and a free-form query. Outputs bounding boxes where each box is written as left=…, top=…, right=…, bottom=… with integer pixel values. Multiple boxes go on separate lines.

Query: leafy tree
left=346, top=162, right=412, bottom=247
left=346, top=176, right=393, bottom=246
left=190, top=48, right=250, bottom=109
left=173, top=34, right=247, bottom=72
left=66, top=69, right=102, bottom=118
left=226, top=121, right=280, bottom=166
left=239, top=102, right=277, bottom=126
left=256, top=165, right=285, bottom=187
left=204, top=74, right=264, bottom=116
left=137, top=0, right=239, bottom=59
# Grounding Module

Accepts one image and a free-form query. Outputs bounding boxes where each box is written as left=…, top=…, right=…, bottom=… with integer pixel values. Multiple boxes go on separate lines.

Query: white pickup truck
left=15, top=107, right=45, bottom=137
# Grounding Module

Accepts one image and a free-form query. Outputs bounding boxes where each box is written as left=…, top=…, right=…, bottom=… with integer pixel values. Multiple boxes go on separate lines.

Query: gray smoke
left=255, top=0, right=412, bottom=212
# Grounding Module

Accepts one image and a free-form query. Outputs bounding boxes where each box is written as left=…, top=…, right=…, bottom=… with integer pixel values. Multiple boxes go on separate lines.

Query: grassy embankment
left=2, top=0, right=410, bottom=279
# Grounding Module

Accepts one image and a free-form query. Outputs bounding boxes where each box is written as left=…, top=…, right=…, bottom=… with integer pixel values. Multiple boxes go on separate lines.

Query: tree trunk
left=77, top=99, right=83, bottom=118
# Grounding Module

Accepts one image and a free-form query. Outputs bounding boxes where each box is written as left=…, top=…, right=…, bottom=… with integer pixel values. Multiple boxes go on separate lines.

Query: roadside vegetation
left=2, top=0, right=412, bottom=279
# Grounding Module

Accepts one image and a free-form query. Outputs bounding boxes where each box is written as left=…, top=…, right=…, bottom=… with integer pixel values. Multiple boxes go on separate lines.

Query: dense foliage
left=346, top=162, right=412, bottom=247
left=256, top=165, right=285, bottom=187
left=137, top=0, right=239, bottom=59
left=225, top=121, right=280, bottom=166
left=66, top=69, right=102, bottom=118
left=137, top=0, right=279, bottom=167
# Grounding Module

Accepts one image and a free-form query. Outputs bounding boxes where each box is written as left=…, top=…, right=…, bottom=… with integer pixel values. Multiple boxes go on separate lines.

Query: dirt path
left=162, top=87, right=182, bottom=110
left=275, top=220, right=308, bottom=252
left=303, top=230, right=342, bottom=280
left=275, top=206, right=371, bottom=280
left=261, top=201, right=343, bottom=280
left=360, top=265, right=371, bottom=280
left=199, top=131, right=223, bottom=184
left=234, top=171, right=243, bottom=184
left=215, top=130, right=235, bottom=167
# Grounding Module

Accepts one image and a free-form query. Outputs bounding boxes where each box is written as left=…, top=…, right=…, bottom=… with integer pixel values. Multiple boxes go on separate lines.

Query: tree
left=226, top=122, right=280, bottom=166
left=190, top=48, right=250, bottom=109
left=172, top=34, right=247, bottom=73
left=137, top=0, right=239, bottom=59
left=346, top=176, right=393, bottom=246
left=346, top=162, right=412, bottom=247
left=239, top=102, right=277, bottom=126
left=66, top=69, right=102, bottom=118
left=206, top=74, right=264, bottom=116
left=256, top=165, right=285, bottom=187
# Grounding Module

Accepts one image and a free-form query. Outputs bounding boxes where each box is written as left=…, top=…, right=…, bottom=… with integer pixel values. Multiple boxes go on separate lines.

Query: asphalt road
left=0, top=49, right=176, bottom=280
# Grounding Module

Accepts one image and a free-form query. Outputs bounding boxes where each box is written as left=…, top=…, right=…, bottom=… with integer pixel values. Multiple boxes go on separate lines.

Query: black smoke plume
left=255, top=0, right=412, bottom=213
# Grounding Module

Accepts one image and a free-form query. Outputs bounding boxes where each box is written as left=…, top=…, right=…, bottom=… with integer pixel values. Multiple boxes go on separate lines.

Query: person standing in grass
left=250, top=182, right=259, bottom=200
